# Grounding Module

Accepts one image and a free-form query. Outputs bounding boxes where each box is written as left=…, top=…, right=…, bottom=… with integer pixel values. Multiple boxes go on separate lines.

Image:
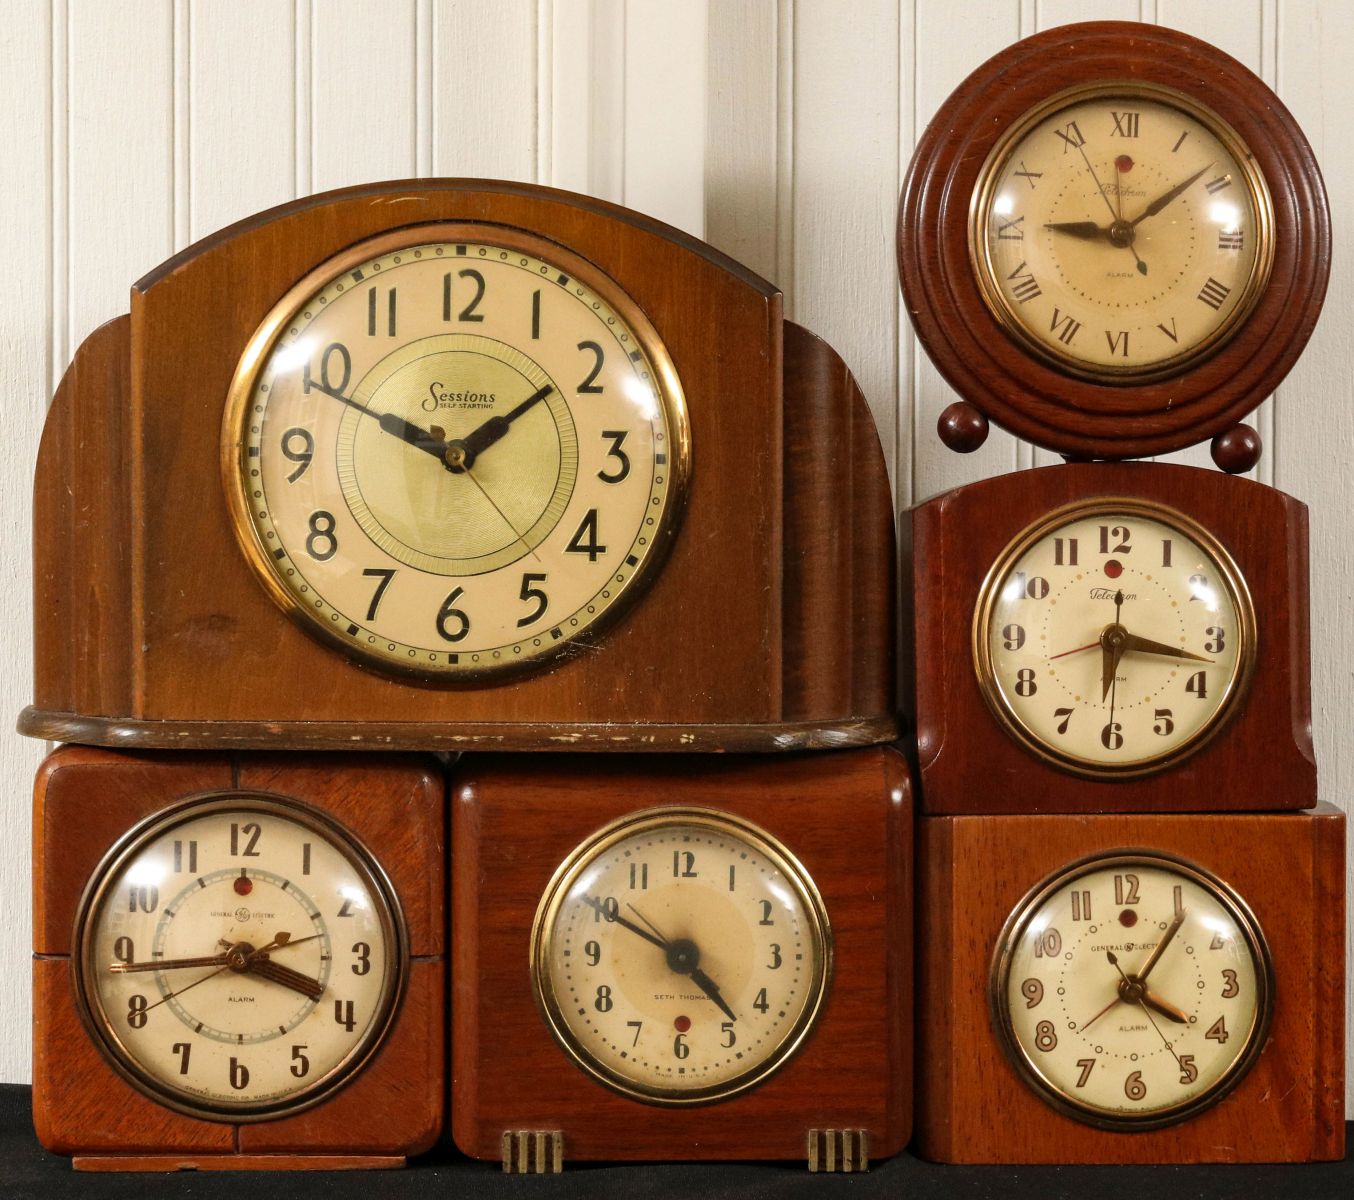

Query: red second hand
left=1049, top=640, right=1100, bottom=661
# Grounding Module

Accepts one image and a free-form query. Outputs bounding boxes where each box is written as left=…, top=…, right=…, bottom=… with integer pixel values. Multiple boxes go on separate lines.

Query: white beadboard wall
left=0, top=0, right=1349, bottom=1099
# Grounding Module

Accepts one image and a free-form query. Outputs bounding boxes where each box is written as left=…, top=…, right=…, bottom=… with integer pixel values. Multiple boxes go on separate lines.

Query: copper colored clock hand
left=246, top=958, right=325, bottom=1001
left=110, top=953, right=228, bottom=974
left=1076, top=993, right=1123, bottom=1034
left=1050, top=639, right=1102, bottom=661
left=1119, top=632, right=1213, bottom=663
left=139, top=964, right=233, bottom=1016
left=1102, top=590, right=1126, bottom=703
left=459, top=461, right=541, bottom=563
left=1130, top=163, right=1213, bottom=228
left=1134, top=910, right=1185, bottom=985
left=1141, top=988, right=1189, bottom=1024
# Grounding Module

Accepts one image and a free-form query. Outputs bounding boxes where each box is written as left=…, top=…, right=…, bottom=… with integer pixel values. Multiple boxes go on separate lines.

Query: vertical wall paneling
left=1275, top=1, right=1354, bottom=1103
left=66, top=2, right=175, bottom=351
left=544, top=0, right=626, bottom=203
left=910, top=0, right=1023, bottom=500
left=431, top=0, right=537, bottom=181
left=897, top=0, right=916, bottom=502
left=189, top=2, right=298, bottom=241
left=792, top=0, right=900, bottom=489
left=0, top=0, right=53, bottom=1084
left=622, top=0, right=708, bottom=239
left=705, top=0, right=779, bottom=283
left=309, top=0, right=418, bottom=192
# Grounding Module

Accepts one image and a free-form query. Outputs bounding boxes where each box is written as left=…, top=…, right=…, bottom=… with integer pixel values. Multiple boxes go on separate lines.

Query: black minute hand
left=581, top=895, right=667, bottom=951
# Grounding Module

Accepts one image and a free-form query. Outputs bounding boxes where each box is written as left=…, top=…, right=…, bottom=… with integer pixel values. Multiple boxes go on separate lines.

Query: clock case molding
left=904, top=462, right=1315, bottom=814
left=897, top=21, right=1330, bottom=460
left=21, top=180, right=896, bottom=753
left=915, top=806, right=1346, bottom=1163
left=31, top=746, right=445, bottom=1171
left=451, top=747, right=912, bottom=1163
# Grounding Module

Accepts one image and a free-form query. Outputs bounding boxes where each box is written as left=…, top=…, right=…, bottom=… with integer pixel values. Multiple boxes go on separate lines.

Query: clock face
left=971, top=83, right=1273, bottom=382
left=991, top=851, right=1272, bottom=1129
left=974, top=498, right=1255, bottom=779
left=223, top=222, right=689, bottom=681
left=531, top=808, right=832, bottom=1105
left=73, top=794, right=405, bottom=1121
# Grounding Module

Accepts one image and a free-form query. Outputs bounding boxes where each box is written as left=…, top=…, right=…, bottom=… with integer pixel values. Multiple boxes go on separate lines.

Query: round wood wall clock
left=898, top=21, right=1330, bottom=465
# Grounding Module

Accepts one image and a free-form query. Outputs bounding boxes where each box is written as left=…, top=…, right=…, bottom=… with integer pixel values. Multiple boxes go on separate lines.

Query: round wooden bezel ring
left=897, top=21, right=1330, bottom=460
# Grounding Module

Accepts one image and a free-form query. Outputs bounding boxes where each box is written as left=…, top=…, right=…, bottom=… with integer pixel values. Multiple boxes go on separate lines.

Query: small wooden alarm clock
left=915, top=805, right=1345, bottom=1163
left=906, top=461, right=1314, bottom=813
left=23, top=180, right=895, bottom=755
left=450, top=747, right=912, bottom=1171
left=32, top=746, right=445, bottom=1171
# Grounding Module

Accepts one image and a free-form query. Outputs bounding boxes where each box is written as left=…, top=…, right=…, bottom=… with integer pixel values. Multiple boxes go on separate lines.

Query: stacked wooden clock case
left=897, top=22, right=1344, bottom=1165
left=21, top=178, right=910, bottom=1171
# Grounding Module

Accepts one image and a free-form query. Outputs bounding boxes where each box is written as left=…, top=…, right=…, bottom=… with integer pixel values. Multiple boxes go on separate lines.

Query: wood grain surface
left=25, top=181, right=897, bottom=752
left=897, top=20, right=1330, bottom=461
left=31, top=746, right=446, bottom=1167
left=906, top=461, right=1315, bottom=813
left=916, top=805, right=1346, bottom=1163
left=451, top=747, right=913, bottom=1162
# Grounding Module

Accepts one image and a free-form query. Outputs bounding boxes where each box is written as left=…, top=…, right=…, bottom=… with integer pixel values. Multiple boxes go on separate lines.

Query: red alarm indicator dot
left=1104, top=560, right=1124, bottom=579
left=1116, top=155, right=1134, bottom=173
left=1119, top=909, right=1138, bottom=927
left=674, top=1015, right=691, bottom=1033
left=233, top=875, right=253, bottom=896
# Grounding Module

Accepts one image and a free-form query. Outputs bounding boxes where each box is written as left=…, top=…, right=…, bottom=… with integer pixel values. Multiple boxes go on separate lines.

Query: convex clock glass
left=73, top=793, right=405, bottom=1120
left=991, top=851, right=1272, bottom=1129
left=975, top=498, right=1255, bottom=778
left=224, top=223, right=690, bottom=681
left=972, top=84, right=1273, bottom=382
left=531, top=808, right=831, bottom=1105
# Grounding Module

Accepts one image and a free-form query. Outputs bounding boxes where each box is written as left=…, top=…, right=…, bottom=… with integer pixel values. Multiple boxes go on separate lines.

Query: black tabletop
left=0, top=1086, right=1348, bottom=1199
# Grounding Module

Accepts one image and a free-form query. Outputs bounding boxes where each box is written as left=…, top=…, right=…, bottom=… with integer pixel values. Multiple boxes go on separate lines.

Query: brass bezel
left=969, top=81, right=1276, bottom=385
left=529, top=806, right=833, bottom=1107
left=989, top=848, right=1275, bottom=1132
left=71, top=791, right=409, bottom=1124
left=221, top=220, right=692, bottom=685
left=972, top=496, right=1258, bottom=780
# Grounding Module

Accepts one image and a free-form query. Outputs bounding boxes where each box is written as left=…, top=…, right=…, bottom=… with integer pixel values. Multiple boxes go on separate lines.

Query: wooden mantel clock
left=451, top=747, right=912, bottom=1171
left=31, top=746, right=445, bottom=1170
left=22, top=179, right=895, bottom=754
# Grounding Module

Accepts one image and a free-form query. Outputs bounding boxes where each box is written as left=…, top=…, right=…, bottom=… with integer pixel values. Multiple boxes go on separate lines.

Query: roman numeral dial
left=974, top=85, right=1272, bottom=381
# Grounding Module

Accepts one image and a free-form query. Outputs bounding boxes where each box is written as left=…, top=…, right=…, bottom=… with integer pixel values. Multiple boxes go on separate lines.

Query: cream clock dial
left=975, top=499, right=1255, bottom=778
left=973, top=84, right=1273, bottom=381
left=531, top=808, right=832, bottom=1105
left=224, top=223, right=689, bottom=681
left=73, top=794, right=405, bottom=1121
left=991, top=852, right=1272, bottom=1129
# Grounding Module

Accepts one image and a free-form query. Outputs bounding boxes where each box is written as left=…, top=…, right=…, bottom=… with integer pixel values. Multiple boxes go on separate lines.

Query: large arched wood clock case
left=21, top=180, right=895, bottom=753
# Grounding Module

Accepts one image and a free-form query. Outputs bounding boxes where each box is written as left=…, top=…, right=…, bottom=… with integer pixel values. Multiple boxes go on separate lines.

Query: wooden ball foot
left=937, top=401, right=988, bottom=454
left=1211, top=423, right=1262, bottom=474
